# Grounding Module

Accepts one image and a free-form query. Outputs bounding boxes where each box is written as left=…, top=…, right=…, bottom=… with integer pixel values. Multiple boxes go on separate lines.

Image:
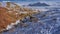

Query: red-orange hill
left=0, top=7, right=17, bottom=32
left=0, top=5, right=38, bottom=32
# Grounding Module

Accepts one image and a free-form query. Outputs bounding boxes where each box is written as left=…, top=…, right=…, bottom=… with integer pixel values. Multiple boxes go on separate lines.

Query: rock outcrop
left=0, top=2, right=39, bottom=32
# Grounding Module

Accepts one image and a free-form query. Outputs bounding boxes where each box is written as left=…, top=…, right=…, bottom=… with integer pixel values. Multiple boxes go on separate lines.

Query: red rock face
left=0, top=7, right=28, bottom=32
left=0, top=7, right=17, bottom=32
left=0, top=7, right=27, bottom=32
left=0, top=7, right=9, bottom=32
left=0, top=2, right=38, bottom=32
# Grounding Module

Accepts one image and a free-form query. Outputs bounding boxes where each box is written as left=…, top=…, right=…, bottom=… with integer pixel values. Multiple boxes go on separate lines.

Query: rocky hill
left=0, top=2, right=39, bottom=32
left=28, top=2, right=50, bottom=6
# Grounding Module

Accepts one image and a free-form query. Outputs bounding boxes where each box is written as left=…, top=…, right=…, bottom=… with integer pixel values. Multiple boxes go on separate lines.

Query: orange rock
left=0, top=7, right=17, bottom=32
left=0, top=2, right=39, bottom=32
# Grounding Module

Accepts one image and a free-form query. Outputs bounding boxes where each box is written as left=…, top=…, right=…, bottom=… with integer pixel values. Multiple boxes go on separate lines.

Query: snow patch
left=6, top=20, right=20, bottom=30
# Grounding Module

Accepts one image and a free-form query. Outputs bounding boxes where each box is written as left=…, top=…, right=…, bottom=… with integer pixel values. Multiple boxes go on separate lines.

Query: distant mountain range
left=28, top=2, right=50, bottom=6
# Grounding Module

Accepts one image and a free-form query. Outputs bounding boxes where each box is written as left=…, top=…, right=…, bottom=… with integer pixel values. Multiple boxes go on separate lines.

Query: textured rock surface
left=1, top=8, right=60, bottom=34
left=0, top=1, right=60, bottom=34
left=0, top=2, right=38, bottom=32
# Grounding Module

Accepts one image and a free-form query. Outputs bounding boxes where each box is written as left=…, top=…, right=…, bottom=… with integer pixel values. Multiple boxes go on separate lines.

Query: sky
left=0, top=0, right=60, bottom=6
left=0, top=0, right=60, bottom=2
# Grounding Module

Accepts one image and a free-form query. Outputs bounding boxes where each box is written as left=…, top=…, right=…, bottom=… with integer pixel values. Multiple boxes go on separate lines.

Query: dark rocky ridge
left=28, top=2, right=50, bottom=6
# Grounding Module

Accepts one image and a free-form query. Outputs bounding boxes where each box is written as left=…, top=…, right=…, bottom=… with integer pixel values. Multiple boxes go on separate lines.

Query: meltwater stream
left=2, top=7, right=60, bottom=34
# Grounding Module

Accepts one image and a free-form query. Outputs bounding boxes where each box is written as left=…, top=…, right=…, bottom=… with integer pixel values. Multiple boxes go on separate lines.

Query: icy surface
left=2, top=7, right=60, bottom=34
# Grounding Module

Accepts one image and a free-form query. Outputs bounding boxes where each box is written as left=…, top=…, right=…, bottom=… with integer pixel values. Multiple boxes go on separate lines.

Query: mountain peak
left=28, top=2, right=50, bottom=6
